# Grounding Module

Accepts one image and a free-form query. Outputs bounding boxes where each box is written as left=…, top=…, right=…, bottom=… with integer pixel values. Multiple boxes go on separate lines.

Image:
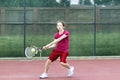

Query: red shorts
left=48, top=50, right=68, bottom=63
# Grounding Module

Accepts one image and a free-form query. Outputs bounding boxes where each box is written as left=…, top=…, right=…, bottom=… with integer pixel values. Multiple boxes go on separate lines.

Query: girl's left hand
left=42, top=46, right=48, bottom=50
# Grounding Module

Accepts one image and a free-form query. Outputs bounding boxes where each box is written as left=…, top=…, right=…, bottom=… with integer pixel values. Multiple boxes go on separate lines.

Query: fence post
left=23, top=0, right=26, bottom=57
left=93, top=4, right=97, bottom=58
left=33, top=8, right=38, bottom=34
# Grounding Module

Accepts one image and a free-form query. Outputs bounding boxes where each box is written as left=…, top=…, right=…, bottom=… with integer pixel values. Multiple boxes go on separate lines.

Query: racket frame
left=25, top=45, right=42, bottom=59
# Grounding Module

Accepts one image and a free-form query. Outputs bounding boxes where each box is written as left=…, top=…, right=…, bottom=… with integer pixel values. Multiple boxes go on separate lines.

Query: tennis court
left=0, top=58, right=120, bottom=80
left=0, top=1, right=120, bottom=80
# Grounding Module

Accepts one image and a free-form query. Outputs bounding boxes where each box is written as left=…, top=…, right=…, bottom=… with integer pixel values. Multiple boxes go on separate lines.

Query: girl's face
left=56, top=22, right=64, bottom=31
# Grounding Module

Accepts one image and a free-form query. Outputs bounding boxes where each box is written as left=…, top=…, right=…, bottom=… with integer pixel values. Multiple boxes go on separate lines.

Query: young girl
left=40, top=21, right=74, bottom=79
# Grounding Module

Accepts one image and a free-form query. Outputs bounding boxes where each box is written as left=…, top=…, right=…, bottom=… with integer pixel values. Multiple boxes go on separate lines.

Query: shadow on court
left=0, top=59, right=120, bottom=80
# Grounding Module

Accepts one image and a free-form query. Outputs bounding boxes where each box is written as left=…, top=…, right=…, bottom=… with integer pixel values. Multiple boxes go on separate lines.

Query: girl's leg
left=60, top=62, right=74, bottom=77
left=60, top=52, right=70, bottom=69
left=60, top=52, right=74, bottom=77
left=43, top=59, right=52, bottom=73
left=40, top=59, right=52, bottom=79
left=43, top=50, right=59, bottom=73
left=40, top=50, right=58, bottom=79
left=60, top=62, right=70, bottom=69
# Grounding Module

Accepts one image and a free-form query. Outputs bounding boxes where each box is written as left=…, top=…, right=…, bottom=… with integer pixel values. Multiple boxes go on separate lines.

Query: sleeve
left=64, top=30, right=69, bottom=37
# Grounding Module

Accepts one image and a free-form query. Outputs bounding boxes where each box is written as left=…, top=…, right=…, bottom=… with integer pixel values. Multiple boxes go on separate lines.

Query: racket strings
left=25, top=46, right=42, bottom=58
left=25, top=47, right=36, bottom=58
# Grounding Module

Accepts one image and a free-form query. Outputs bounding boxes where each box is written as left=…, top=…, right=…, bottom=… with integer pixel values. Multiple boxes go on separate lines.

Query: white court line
left=0, top=75, right=36, bottom=78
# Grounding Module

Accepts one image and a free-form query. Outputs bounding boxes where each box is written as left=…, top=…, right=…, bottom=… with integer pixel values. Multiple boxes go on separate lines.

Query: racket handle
left=40, top=47, right=43, bottom=50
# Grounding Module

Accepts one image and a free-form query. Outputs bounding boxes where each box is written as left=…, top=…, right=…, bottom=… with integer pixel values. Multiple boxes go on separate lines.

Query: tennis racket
left=25, top=45, right=42, bottom=58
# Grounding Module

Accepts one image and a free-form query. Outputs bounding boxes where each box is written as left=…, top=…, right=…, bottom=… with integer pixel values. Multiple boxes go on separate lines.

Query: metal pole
left=93, top=3, right=96, bottom=58
left=23, top=0, right=26, bottom=57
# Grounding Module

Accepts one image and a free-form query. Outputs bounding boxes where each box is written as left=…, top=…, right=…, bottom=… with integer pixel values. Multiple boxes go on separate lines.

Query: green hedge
left=0, top=32, right=120, bottom=57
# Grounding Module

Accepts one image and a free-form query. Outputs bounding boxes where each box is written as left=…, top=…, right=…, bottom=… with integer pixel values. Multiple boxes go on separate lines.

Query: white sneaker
left=40, top=73, right=48, bottom=79
left=68, top=66, right=74, bottom=77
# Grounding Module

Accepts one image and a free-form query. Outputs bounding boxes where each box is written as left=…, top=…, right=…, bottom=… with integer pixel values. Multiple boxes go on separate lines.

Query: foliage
left=0, top=0, right=68, bottom=7
left=84, top=0, right=119, bottom=5
left=0, top=0, right=120, bottom=7
left=0, top=32, right=120, bottom=57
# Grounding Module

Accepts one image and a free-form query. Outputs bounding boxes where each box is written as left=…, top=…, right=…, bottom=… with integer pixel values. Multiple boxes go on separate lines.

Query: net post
left=39, top=50, right=42, bottom=60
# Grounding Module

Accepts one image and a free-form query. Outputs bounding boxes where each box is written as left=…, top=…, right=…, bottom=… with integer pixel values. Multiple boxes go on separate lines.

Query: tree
left=0, top=0, right=61, bottom=7
left=0, top=0, right=119, bottom=7
left=81, top=0, right=120, bottom=6
left=59, top=0, right=70, bottom=7
left=93, top=0, right=119, bottom=5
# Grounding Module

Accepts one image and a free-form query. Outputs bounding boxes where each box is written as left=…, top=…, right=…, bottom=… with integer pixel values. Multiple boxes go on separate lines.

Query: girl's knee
left=46, top=59, right=52, bottom=64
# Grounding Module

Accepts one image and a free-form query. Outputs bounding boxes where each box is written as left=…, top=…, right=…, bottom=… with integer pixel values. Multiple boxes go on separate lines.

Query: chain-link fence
left=0, top=0, right=120, bottom=57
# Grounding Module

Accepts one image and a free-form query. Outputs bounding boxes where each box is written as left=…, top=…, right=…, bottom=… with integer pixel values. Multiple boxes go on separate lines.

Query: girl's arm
left=43, top=34, right=67, bottom=50
left=46, top=43, right=56, bottom=49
